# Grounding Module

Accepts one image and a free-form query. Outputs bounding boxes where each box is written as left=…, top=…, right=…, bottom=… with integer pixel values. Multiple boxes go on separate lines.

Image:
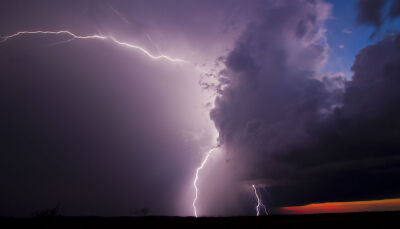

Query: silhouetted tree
left=33, top=205, right=61, bottom=218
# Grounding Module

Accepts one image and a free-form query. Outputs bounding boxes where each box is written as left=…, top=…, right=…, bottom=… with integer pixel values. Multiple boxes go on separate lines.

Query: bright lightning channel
left=252, top=184, right=268, bottom=216
left=192, top=146, right=218, bottom=218
left=0, top=30, right=187, bottom=63
left=1, top=29, right=217, bottom=217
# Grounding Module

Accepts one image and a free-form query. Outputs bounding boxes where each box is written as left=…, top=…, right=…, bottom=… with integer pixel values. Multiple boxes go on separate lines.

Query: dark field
left=1, top=211, right=399, bottom=228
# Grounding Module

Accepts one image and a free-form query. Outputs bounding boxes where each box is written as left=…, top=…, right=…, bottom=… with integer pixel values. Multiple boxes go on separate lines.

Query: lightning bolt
left=0, top=30, right=187, bottom=63
left=1, top=29, right=218, bottom=217
left=252, top=184, right=268, bottom=216
left=192, top=146, right=218, bottom=217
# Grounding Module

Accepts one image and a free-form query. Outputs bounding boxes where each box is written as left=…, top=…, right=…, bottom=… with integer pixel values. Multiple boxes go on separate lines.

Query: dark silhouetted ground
left=1, top=211, right=399, bottom=228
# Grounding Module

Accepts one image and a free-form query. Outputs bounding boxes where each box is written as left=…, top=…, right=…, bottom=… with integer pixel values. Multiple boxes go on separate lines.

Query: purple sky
left=1, top=0, right=400, bottom=217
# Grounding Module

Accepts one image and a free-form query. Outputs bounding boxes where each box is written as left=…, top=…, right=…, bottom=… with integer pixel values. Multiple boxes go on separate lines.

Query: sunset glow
left=281, top=198, right=400, bottom=214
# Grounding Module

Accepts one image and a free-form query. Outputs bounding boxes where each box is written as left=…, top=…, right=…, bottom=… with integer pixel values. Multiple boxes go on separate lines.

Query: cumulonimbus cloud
left=211, top=0, right=400, bottom=209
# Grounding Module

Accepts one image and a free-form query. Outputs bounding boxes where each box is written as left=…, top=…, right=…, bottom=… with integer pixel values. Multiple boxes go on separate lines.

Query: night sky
left=1, top=0, right=400, bottom=217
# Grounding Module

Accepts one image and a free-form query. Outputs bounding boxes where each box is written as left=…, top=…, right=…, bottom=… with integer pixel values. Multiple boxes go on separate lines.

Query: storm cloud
left=1, top=0, right=399, bottom=217
left=357, top=0, right=400, bottom=27
left=211, top=0, right=400, bottom=210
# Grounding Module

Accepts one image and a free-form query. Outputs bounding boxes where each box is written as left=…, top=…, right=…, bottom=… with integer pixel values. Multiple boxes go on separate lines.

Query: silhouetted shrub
left=33, top=205, right=61, bottom=218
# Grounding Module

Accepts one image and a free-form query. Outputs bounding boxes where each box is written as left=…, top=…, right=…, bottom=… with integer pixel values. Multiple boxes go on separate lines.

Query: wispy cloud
left=343, top=28, right=352, bottom=34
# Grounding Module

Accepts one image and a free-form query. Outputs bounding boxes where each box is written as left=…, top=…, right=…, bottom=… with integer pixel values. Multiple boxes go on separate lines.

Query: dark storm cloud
left=389, top=0, right=400, bottom=19
left=211, top=0, right=400, bottom=209
left=357, top=0, right=400, bottom=36
left=357, top=0, right=388, bottom=27
left=282, top=34, right=400, bottom=206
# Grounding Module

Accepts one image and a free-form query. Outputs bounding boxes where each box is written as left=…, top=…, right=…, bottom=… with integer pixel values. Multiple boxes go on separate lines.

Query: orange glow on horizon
left=280, top=198, right=400, bottom=214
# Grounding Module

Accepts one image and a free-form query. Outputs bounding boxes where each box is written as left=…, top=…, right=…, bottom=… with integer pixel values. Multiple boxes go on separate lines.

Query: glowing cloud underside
left=252, top=184, right=268, bottom=216
left=0, top=30, right=187, bottom=63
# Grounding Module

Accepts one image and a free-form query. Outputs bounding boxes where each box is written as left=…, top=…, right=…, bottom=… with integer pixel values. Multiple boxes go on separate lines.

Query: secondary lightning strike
left=0, top=30, right=187, bottom=63
left=192, top=147, right=218, bottom=217
left=252, top=184, right=268, bottom=216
